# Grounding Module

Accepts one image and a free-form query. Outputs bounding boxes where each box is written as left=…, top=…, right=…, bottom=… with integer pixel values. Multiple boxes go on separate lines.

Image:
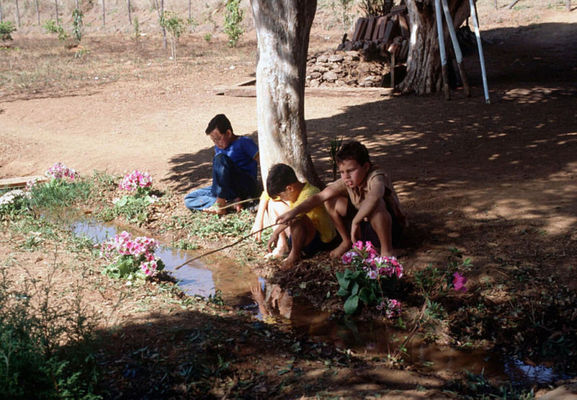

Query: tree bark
left=55, top=0, right=59, bottom=24
left=35, top=0, right=40, bottom=24
left=250, top=0, right=322, bottom=188
left=15, top=0, right=20, bottom=27
left=127, top=0, right=132, bottom=24
left=399, top=0, right=469, bottom=95
left=102, top=0, right=106, bottom=26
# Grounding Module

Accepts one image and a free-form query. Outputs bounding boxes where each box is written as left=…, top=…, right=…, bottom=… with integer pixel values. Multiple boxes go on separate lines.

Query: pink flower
left=341, top=251, right=357, bottom=264
left=367, top=270, right=378, bottom=280
left=353, top=241, right=365, bottom=251
left=453, top=272, right=467, bottom=292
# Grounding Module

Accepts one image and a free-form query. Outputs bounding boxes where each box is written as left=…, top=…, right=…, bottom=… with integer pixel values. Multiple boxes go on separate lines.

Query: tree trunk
left=399, top=0, right=469, bottom=95
left=55, top=0, right=59, bottom=24
left=102, top=0, right=106, bottom=26
left=15, top=0, right=20, bottom=27
left=127, top=0, right=132, bottom=24
left=35, top=0, right=40, bottom=24
left=0, top=0, right=3, bottom=22
left=250, top=0, right=322, bottom=188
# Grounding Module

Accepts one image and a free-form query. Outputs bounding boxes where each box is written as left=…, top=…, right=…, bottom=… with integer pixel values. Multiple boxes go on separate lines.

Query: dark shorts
left=347, top=202, right=404, bottom=248
left=290, top=231, right=340, bottom=258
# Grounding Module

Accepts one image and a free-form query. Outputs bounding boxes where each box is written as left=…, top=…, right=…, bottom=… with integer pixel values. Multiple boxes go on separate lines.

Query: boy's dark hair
left=266, top=163, right=298, bottom=198
left=336, top=141, right=371, bottom=166
left=205, top=114, right=233, bottom=135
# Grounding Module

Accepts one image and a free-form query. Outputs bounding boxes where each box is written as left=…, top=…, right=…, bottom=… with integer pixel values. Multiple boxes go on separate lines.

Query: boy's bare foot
left=233, top=197, right=243, bottom=213
left=330, top=240, right=352, bottom=259
left=280, top=254, right=299, bottom=270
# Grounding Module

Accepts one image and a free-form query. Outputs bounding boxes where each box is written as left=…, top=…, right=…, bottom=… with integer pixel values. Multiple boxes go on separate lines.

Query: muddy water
left=72, top=218, right=569, bottom=385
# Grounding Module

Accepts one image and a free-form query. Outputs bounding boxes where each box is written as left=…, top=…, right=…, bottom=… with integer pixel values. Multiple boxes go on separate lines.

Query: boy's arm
left=352, top=176, right=386, bottom=226
left=267, top=224, right=288, bottom=252
left=276, top=184, right=340, bottom=225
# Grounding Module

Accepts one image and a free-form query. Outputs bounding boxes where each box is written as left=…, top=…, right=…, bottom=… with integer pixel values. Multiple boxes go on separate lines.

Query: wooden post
left=434, top=0, right=450, bottom=100
left=440, top=0, right=470, bottom=96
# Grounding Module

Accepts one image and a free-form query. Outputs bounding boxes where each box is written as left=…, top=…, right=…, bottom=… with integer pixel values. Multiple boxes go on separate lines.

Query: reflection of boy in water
left=251, top=280, right=293, bottom=320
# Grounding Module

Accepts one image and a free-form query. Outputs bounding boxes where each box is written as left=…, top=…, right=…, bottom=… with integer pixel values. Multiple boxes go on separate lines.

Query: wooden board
left=214, top=86, right=393, bottom=98
left=0, top=175, right=46, bottom=189
left=364, top=16, right=377, bottom=41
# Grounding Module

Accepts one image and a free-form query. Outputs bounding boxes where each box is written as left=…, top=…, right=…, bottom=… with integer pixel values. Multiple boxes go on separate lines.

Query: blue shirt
left=214, top=136, right=258, bottom=178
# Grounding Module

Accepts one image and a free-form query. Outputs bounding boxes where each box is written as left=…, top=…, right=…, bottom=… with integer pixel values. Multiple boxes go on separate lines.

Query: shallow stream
left=72, top=218, right=570, bottom=385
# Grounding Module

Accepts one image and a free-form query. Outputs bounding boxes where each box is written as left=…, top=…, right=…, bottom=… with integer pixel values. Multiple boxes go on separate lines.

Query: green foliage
left=164, top=210, right=253, bottom=239
left=133, top=16, right=141, bottom=42
left=336, top=268, right=378, bottom=314
left=102, top=254, right=165, bottom=280
left=203, top=32, right=212, bottom=42
left=28, top=179, right=92, bottom=211
left=0, top=21, right=17, bottom=41
left=0, top=267, right=100, bottom=399
left=413, top=248, right=472, bottom=298
left=100, top=193, right=155, bottom=225
left=0, top=190, right=30, bottom=220
left=72, top=8, right=84, bottom=43
left=224, top=0, right=244, bottom=47
left=160, top=11, right=186, bottom=59
left=43, top=19, right=69, bottom=41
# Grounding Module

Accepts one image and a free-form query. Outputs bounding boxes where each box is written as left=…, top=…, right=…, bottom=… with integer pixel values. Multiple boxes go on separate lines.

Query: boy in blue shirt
left=184, top=114, right=260, bottom=214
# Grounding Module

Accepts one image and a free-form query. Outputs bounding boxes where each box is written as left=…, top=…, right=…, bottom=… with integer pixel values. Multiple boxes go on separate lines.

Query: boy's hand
left=267, top=231, right=279, bottom=252
left=351, top=219, right=361, bottom=244
left=276, top=210, right=295, bottom=225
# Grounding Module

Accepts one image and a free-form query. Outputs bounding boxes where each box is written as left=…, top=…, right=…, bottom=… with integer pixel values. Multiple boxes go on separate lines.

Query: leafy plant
left=43, top=19, right=69, bottom=41
left=0, top=21, right=17, bottom=41
left=102, top=170, right=157, bottom=224
left=160, top=11, right=186, bottom=59
left=224, top=0, right=244, bottom=47
left=336, top=241, right=403, bottom=315
left=72, top=8, right=84, bottom=43
left=0, top=265, right=100, bottom=399
left=203, top=33, right=212, bottom=42
left=0, top=189, right=30, bottom=219
left=100, top=231, right=165, bottom=280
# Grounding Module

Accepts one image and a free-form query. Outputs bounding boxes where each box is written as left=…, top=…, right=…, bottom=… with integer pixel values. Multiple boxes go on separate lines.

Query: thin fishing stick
left=216, top=197, right=260, bottom=210
left=174, top=222, right=282, bottom=270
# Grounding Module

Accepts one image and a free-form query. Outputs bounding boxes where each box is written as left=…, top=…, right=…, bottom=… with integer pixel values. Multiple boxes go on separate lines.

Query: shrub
left=337, top=241, right=404, bottom=316
left=100, top=231, right=165, bottom=280
left=0, top=21, right=17, bottom=41
left=224, top=0, right=244, bottom=47
left=43, top=19, right=69, bottom=41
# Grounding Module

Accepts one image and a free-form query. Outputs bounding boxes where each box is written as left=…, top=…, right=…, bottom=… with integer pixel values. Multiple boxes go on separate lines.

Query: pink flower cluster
left=119, top=170, right=152, bottom=192
left=101, top=231, right=161, bottom=277
left=46, top=162, right=77, bottom=181
left=453, top=272, right=467, bottom=292
left=377, top=298, right=402, bottom=319
left=342, top=241, right=404, bottom=280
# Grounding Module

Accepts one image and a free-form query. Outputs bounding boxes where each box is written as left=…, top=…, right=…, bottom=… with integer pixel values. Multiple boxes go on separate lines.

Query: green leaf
left=351, top=282, right=360, bottom=296
left=343, top=295, right=359, bottom=315
left=336, top=271, right=350, bottom=289
left=358, top=287, right=372, bottom=305
left=336, top=287, right=349, bottom=297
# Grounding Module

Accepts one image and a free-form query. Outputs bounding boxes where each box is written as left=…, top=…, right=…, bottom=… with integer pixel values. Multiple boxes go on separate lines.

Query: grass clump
left=0, top=264, right=101, bottom=399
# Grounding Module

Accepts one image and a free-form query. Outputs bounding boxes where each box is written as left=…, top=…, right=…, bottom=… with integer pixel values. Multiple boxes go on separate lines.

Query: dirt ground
left=1, top=3, right=577, bottom=398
